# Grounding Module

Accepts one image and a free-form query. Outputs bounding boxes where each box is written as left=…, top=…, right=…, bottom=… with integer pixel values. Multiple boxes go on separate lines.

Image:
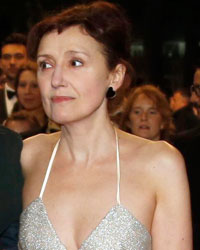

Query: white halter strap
left=39, top=129, right=121, bottom=203
left=114, top=127, right=121, bottom=205
left=39, top=140, right=60, bottom=199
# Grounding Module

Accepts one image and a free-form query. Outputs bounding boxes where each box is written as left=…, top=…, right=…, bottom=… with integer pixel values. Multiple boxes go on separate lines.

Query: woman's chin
left=50, top=114, right=75, bottom=126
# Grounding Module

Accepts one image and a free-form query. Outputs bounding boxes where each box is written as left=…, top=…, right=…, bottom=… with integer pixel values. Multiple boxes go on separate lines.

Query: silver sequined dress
left=19, top=132, right=152, bottom=250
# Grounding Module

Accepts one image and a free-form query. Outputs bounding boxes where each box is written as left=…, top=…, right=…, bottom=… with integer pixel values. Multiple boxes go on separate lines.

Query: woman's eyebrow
left=37, top=54, right=53, bottom=59
left=65, top=50, right=90, bottom=57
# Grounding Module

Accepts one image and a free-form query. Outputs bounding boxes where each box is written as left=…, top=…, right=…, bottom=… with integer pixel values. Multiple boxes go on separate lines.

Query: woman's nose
left=140, top=111, right=148, bottom=120
left=51, top=66, right=65, bottom=88
left=24, top=85, right=31, bottom=93
left=10, top=56, right=17, bottom=65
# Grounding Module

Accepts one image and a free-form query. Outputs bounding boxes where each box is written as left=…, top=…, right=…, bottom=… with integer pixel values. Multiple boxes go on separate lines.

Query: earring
left=106, top=87, right=116, bottom=99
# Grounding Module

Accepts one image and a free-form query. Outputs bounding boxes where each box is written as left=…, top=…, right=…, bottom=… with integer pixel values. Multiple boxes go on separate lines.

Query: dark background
left=1, top=0, right=200, bottom=96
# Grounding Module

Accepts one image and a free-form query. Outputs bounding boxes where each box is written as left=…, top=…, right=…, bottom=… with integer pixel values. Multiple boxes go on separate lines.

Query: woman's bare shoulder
left=119, top=129, right=185, bottom=175
left=23, top=132, right=60, bottom=153
left=144, top=139, right=185, bottom=173
left=21, top=132, right=61, bottom=174
left=119, top=129, right=155, bottom=155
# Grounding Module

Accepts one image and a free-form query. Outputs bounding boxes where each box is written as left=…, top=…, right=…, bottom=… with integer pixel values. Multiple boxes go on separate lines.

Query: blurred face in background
left=1, top=44, right=27, bottom=82
left=129, top=93, right=163, bottom=140
left=190, top=68, right=200, bottom=117
left=17, top=69, right=42, bottom=110
left=170, top=91, right=189, bottom=112
left=190, top=68, right=200, bottom=105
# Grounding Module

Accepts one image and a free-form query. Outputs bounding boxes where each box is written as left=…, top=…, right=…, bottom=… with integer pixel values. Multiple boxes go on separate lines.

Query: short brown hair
left=28, top=1, right=132, bottom=68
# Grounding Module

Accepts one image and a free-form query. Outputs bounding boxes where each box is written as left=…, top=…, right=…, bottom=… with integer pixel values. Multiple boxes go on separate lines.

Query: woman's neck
left=58, top=117, right=117, bottom=165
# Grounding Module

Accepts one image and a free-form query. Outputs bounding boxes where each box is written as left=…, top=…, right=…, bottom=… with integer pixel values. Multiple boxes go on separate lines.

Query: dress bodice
left=19, top=130, right=152, bottom=250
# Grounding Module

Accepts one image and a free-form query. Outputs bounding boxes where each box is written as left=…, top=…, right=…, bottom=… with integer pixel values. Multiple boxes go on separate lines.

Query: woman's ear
left=160, top=122, right=164, bottom=130
left=109, top=63, right=126, bottom=91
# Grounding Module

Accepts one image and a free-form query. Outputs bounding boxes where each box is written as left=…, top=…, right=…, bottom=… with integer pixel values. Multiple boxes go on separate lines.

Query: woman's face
left=129, top=93, right=163, bottom=140
left=17, top=70, right=42, bottom=110
left=36, top=25, right=118, bottom=125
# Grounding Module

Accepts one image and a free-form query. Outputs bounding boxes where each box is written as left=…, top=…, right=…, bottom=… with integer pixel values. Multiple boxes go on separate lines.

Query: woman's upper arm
left=20, top=137, right=35, bottom=178
left=20, top=134, right=46, bottom=208
left=151, top=142, right=193, bottom=250
left=20, top=134, right=44, bottom=178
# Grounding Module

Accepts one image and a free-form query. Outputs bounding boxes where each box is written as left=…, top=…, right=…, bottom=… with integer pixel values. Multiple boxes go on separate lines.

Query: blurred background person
left=0, top=33, right=28, bottom=123
left=190, top=65, right=200, bottom=118
left=170, top=87, right=200, bottom=132
left=12, top=64, right=60, bottom=133
left=173, top=64, right=200, bottom=250
left=120, top=84, right=175, bottom=143
left=0, top=68, right=7, bottom=89
left=13, top=64, right=48, bottom=129
left=4, top=110, right=42, bottom=139
left=170, top=87, right=190, bottom=112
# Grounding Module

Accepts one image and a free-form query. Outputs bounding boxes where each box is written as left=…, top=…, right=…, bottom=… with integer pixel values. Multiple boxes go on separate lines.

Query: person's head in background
left=170, top=87, right=190, bottom=112
left=0, top=33, right=28, bottom=89
left=190, top=65, right=200, bottom=117
left=4, top=110, right=41, bottom=138
left=15, top=64, right=42, bottom=111
left=120, top=84, right=175, bottom=142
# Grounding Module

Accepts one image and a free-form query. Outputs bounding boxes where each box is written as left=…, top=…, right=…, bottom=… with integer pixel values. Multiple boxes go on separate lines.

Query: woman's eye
left=39, top=61, right=52, bottom=70
left=149, top=109, right=158, bottom=115
left=31, top=83, right=38, bottom=88
left=18, top=82, right=26, bottom=88
left=132, top=109, right=141, bottom=115
left=71, top=60, right=83, bottom=67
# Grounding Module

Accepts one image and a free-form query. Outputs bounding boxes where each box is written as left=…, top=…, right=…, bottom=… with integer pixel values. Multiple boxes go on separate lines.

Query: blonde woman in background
left=120, top=84, right=175, bottom=143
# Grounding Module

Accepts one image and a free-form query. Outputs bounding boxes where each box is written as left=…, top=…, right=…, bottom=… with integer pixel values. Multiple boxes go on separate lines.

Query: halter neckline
left=39, top=128, right=121, bottom=205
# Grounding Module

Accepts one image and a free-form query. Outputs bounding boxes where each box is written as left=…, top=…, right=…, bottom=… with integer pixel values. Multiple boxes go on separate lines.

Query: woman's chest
left=23, top=158, right=155, bottom=248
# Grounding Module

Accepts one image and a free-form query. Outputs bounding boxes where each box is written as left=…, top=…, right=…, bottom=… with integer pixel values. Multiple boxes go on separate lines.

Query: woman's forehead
left=37, top=26, right=103, bottom=56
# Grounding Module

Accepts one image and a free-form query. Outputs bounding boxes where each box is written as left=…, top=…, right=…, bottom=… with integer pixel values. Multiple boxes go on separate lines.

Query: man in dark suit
left=170, top=87, right=200, bottom=132
left=173, top=65, right=200, bottom=250
left=0, top=33, right=27, bottom=123
left=0, top=125, right=23, bottom=250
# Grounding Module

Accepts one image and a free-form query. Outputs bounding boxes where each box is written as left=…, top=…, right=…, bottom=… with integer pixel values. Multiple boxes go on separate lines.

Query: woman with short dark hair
left=19, top=2, right=192, bottom=250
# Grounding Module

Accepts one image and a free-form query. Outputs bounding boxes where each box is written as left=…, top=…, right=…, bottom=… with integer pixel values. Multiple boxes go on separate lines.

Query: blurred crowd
left=0, top=33, right=60, bottom=139
left=0, top=31, right=200, bottom=249
left=2, top=33, right=200, bottom=143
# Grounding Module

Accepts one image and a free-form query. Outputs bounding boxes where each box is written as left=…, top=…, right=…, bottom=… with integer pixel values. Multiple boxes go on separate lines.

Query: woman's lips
left=51, top=96, right=74, bottom=103
left=23, top=97, right=35, bottom=102
left=139, top=125, right=150, bottom=130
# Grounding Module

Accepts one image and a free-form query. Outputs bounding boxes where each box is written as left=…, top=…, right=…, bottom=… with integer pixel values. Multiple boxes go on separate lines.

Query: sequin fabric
left=19, top=198, right=66, bottom=250
left=19, top=197, right=151, bottom=250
